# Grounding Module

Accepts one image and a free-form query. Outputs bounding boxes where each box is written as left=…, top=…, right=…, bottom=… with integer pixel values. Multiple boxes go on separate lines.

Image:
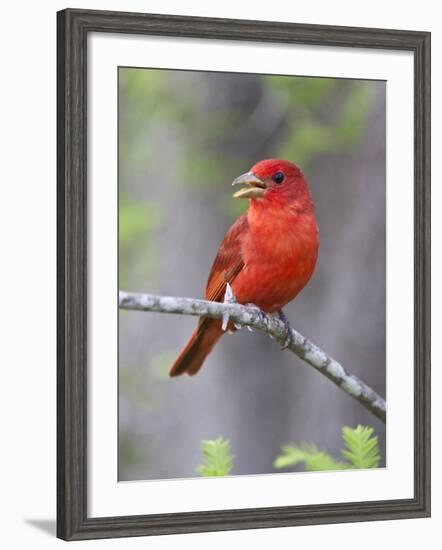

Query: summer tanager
left=169, top=159, right=319, bottom=377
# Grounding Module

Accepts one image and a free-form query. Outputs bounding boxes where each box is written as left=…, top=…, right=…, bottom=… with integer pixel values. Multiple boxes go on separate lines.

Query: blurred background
left=118, top=68, right=386, bottom=481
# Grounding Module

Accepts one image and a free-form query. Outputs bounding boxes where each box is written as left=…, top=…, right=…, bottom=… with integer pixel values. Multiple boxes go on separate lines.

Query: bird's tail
left=169, top=319, right=224, bottom=377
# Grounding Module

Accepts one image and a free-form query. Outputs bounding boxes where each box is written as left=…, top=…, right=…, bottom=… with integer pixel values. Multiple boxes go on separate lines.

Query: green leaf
left=273, top=443, right=347, bottom=472
left=196, top=438, right=234, bottom=477
left=341, top=425, right=381, bottom=469
left=273, top=425, right=381, bottom=473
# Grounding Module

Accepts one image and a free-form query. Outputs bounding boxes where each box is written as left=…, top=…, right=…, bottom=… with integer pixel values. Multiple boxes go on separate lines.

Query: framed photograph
left=57, top=8, right=431, bottom=541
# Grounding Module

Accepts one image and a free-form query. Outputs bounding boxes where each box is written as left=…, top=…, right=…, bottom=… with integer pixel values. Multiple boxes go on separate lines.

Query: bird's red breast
left=169, top=159, right=319, bottom=376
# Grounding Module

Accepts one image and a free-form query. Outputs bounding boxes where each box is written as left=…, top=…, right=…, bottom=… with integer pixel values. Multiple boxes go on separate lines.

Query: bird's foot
left=244, top=303, right=267, bottom=332
left=277, top=310, right=293, bottom=349
left=222, top=283, right=237, bottom=331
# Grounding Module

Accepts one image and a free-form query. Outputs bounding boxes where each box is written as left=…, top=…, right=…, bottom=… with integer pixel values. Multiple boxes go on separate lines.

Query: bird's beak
left=232, top=172, right=266, bottom=199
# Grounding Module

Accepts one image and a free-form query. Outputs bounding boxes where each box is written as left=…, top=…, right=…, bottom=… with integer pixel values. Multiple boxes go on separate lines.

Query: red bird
left=169, top=159, right=319, bottom=377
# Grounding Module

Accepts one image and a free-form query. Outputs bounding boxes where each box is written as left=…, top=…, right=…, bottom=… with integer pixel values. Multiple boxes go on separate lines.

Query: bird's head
left=232, top=159, right=312, bottom=211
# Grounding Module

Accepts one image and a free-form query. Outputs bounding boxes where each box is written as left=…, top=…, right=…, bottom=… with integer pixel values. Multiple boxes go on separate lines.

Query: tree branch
left=119, top=291, right=386, bottom=423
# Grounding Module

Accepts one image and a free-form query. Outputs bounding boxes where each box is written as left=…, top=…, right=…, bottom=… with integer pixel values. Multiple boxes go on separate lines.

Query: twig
left=119, top=291, right=386, bottom=423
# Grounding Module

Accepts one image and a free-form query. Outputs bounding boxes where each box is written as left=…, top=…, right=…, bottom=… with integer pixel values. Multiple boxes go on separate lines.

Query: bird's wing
left=205, top=213, right=248, bottom=303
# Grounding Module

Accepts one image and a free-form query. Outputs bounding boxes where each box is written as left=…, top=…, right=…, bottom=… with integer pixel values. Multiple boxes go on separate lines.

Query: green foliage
left=274, top=443, right=347, bottom=471
left=273, top=425, right=380, bottom=472
left=195, top=427, right=380, bottom=478
left=341, top=425, right=381, bottom=469
left=197, top=438, right=234, bottom=477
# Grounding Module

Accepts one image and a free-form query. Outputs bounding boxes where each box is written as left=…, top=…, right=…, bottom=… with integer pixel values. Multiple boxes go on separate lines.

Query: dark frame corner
left=57, top=8, right=431, bottom=541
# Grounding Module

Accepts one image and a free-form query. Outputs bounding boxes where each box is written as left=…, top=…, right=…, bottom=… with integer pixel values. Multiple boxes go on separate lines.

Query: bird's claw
left=278, top=310, right=293, bottom=349
left=221, top=289, right=266, bottom=333
left=281, top=334, right=292, bottom=349
left=244, top=302, right=267, bottom=332
left=222, top=283, right=237, bottom=331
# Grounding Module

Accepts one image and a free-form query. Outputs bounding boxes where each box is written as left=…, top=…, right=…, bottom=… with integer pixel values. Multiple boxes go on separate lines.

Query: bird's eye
left=272, top=171, right=285, bottom=184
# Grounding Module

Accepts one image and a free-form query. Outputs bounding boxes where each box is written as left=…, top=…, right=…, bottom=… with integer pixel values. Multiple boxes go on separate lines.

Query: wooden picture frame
left=57, top=8, right=431, bottom=541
